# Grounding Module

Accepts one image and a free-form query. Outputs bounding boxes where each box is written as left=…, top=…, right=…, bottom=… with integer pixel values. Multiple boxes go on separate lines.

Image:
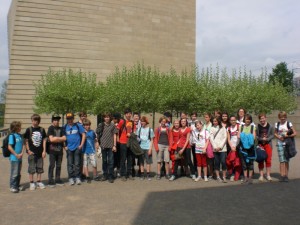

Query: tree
left=34, top=68, right=98, bottom=115
left=269, top=62, right=294, bottom=93
left=0, top=80, right=7, bottom=127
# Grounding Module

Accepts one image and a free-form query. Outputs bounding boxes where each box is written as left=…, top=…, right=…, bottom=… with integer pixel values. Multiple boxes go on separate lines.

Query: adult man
left=64, top=112, right=86, bottom=185
left=47, top=114, right=66, bottom=187
left=117, top=108, right=135, bottom=181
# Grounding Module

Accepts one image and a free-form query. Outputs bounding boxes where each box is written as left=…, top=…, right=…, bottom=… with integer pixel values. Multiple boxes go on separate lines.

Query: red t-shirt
left=178, top=127, right=191, bottom=148
left=172, top=130, right=180, bottom=144
left=117, top=119, right=134, bottom=144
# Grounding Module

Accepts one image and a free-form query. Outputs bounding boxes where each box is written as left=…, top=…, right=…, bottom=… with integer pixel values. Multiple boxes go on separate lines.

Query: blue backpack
left=240, top=125, right=255, bottom=149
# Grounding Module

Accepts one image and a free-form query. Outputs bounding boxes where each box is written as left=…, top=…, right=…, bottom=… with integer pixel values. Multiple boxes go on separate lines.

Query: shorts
left=157, top=144, right=170, bottom=163
left=28, top=154, right=44, bottom=174
left=196, top=153, right=207, bottom=167
left=83, top=153, right=97, bottom=167
left=277, top=143, right=289, bottom=163
left=139, top=150, right=153, bottom=165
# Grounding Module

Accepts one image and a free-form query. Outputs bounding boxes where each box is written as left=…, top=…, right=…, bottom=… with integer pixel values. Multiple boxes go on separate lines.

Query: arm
left=42, top=138, right=47, bottom=158
left=218, top=128, right=228, bottom=151
left=180, top=131, right=190, bottom=152
left=79, top=132, right=86, bottom=150
left=267, top=125, right=275, bottom=142
left=168, top=129, right=173, bottom=151
left=209, top=129, right=217, bottom=150
left=112, top=133, right=117, bottom=152
left=49, top=136, right=66, bottom=143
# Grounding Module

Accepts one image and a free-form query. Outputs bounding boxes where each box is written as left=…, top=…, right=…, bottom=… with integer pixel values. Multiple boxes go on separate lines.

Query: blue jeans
left=214, top=152, right=227, bottom=171
left=102, top=148, right=114, bottom=178
left=67, top=148, right=81, bottom=179
left=120, top=144, right=134, bottom=177
left=10, top=161, right=22, bottom=189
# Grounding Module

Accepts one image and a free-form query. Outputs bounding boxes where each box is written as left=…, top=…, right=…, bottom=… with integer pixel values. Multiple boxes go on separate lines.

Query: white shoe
left=191, top=175, right=196, bottom=180
left=29, top=182, right=36, bottom=191
left=75, top=178, right=82, bottom=185
left=195, top=176, right=202, bottom=182
left=266, top=175, right=272, bottom=181
left=258, top=176, right=264, bottom=182
left=230, top=175, right=235, bottom=182
left=204, top=176, right=208, bottom=182
left=37, top=182, right=46, bottom=189
left=169, top=175, right=176, bottom=181
left=69, top=178, right=75, bottom=186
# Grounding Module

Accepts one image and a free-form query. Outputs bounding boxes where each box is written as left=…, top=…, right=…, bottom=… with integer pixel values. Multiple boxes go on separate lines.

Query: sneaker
left=204, top=176, right=208, bottom=182
left=258, top=176, right=264, bottom=182
left=75, top=178, right=82, bottom=185
left=241, top=178, right=249, bottom=184
left=140, top=176, right=145, bottom=180
left=147, top=175, right=151, bottom=181
left=10, top=188, right=19, bottom=193
left=279, top=176, right=285, bottom=182
left=248, top=178, right=253, bottom=185
left=100, top=176, right=108, bottom=182
left=121, top=176, right=127, bottom=182
left=217, top=177, right=223, bottom=183
left=69, top=178, right=75, bottom=186
left=191, top=175, right=196, bottom=180
left=86, top=177, right=92, bottom=184
left=48, top=180, right=56, bottom=188
left=266, top=176, right=272, bottom=182
left=283, top=176, right=289, bottom=182
left=94, top=176, right=101, bottom=181
left=208, top=176, right=213, bottom=181
left=128, top=175, right=134, bottom=180
left=195, top=176, right=202, bottom=182
left=37, top=182, right=46, bottom=189
left=156, top=174, right=161, bottom=180
left=223, top=178, right=227, bottom=183
left=230, top=175, right=235, bottom=182
left=55, top=179, right=64, bottom=186
left=108, top=178, right=114, bottom=183
left=165, top=174, right=171, bottom=180
left=169, top=175, right=176, bottom=181
left=30, top=182, right=36, bottom=190
left=117, top=171, right=121, bottom=178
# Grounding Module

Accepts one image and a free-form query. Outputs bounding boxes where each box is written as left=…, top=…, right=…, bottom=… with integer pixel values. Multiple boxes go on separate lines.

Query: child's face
left=181, top=119, right=187, bottom=127
left=191, top=114, right=197, bottom=121
left=204, top=115, right=210, bottom=122
left=259, top=116, right=266, bottom=125
left=125, top=112, right=132, bottom=120
left=213, top=119, right=218, bottom=126
left=230, top=117, right=237, bottom=126
left=279, top=116, right=287, bottom=123
left=196, top=123, right=202, bottom=130
left=245, top=119, right=251, bottom=126
left=17, top=126, right=22, bottom=133
left=239, top=109, right=245, bottom=118
left=174, top=120, right=179, bottom=128
left=84, top=124, right=91, bottom=131
left=141, top=121, right=147, bottom=127
left=160, top=119, right=166, bottom=127
left=104, top=116, right=110, bottom=123
left=32, top=119, right=40, bottom=127
left=133, top=114, right=140, bottom=122
left=222, top=114, right=228, bottom=122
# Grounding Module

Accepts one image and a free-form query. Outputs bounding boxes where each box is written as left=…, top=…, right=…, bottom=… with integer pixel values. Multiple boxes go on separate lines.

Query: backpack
left=120, top=119, right=134, bottom=133
left=138, top=127, right=152, bottom=142
left=240, top=125, right=255, bottom=149
left=276, top=121, right=292, bottom=133
left=2, top=133, right=16, bottom=158
left=96, top=122, right=105, bottom=143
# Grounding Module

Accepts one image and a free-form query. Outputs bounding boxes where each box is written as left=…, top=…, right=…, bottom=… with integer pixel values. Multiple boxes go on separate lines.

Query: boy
left=8, top=121, right=24, bottom=193
left=47, top=114, right=66, bottom=187
left=24, top=114, right=47, bottom=190
left=82, top=118, right=100, bottom=182
left=64, top=112, right=86, bottom=185
left=98, top=113, right=118, bottom=183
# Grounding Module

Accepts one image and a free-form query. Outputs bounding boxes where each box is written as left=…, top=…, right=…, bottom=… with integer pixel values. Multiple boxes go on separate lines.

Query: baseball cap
left=52, top=113, right=61, bottom=120
left=66, top=112, right=74, bottom=119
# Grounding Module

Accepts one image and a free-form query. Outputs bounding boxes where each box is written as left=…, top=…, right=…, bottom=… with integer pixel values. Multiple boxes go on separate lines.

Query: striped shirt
left=100, top=122, right=118, bottom=148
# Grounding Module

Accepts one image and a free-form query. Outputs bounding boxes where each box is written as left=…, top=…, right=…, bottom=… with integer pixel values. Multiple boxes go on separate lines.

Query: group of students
left=6, top=108, right=296, bottom=193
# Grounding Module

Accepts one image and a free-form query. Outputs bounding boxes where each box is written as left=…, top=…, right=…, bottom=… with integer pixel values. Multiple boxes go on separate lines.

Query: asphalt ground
left=0, top=139, right=300, bottom=225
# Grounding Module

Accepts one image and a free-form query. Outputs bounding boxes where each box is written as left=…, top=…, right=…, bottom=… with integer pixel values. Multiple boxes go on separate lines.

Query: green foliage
left=34, top=63, right=297, bottom=117
left=34, top=68, right=98, bottom=115
left=269, top=62, right=294, bottom=93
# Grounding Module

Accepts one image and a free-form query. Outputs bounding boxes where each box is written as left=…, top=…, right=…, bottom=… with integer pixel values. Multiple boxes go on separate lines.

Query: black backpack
left=2, top=133, right=16, bottom=158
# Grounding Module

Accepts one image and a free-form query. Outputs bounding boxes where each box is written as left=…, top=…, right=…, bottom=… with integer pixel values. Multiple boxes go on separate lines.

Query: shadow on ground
left=133, top=179, right=300, bottom=225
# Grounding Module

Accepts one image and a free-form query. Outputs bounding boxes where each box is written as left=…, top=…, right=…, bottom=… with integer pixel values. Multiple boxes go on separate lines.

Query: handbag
left=174, top=149, right=183, bottom=160
left=255, top=145, right=267, bottom=163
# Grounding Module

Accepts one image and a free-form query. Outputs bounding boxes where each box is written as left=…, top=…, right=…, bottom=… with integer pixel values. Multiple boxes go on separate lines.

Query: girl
left=154, top=116, right=172, bottom=179
left=193, top=121, right=209, bottom=182
left=8, top=121, right=24, bottom=193
left=169, top=118, right=196, bottom=181
left=257, top=113, right=274, bottom=182
left=227, top=115, right=241, bottom=181
left=209, top=116, right=227, bottom=183
left=221, top=112, right=230, bottom=128
left=239, top=114, right=256, bottom=184
left=203, top=112, right=213, bottom=180
left=274, top=111, right=297, bottom=182
left=137, top=116, right=155, bottom=180
left=169, top=119, right=180, bottom=176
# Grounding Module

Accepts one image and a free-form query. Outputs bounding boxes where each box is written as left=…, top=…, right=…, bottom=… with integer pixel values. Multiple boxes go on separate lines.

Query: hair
left=79, top=111, right=87, bottom=117
left=214, top=110, right=221, bottom=116
left=278, top=111, right=287, bottom=119
left=163, top=112, right=172, bottom=118
left=195, top=120, right=203, bottom=126
left=159, top=116, right=167, bottom=123
left=140, top=116, right=149, bottom=125
left=179, top=118, right=188, bottom=127
left=82, top=118, right=91, bottom=126
left=31, top=114, right=41, bottom=123
left=133, top=112, right=140, bottom=117
left=229, top=115, right=236, bottom=120
left=10, top=121, right=21, bottom=133
left=190, top=111, right=197, bottom=117
left=212, top=116, right=222, bottom=128
left=112, top=112, right=121, bottom=121
left=124, top=108, right=132, bottom=114
left=103, top=112, right=111, bottom=119
left=258, top=113, right=266, bottom=120
left=244, top=114, right=253, bottom=123
left=221, top=111, right=230, bottom=127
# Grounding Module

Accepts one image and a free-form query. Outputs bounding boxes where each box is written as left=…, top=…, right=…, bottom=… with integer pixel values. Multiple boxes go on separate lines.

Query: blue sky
left=0, top=0, right=299, bottom=86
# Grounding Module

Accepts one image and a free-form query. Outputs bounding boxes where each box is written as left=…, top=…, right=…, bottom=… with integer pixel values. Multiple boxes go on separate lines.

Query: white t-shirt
left=275, top=121, right=292, bottom=144
left=193, top=129, right=209, bottom=154
left=227, top=125, right=239, bottom=147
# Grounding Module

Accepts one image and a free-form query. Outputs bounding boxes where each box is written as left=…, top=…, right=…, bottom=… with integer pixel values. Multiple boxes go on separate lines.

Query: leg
left=107, top=148, right=114, bottom=179
left=214, top=152, right=221, bottom=178
left=67, top=150, right=75, bottom=179
left=10, top=161, right=19, bottom=189
left=119, top=144, right=128, bottom=177
left=74, top=148, right=81, bottom=179
left=184, top=148, right=195, bottom=175
left=102, top=149, right=108, bottom=178
left=48, top=153, right=55, bottom=182
left=55, top=153, right=63, bottom=181
left=126, top=148, right=134, bottom=177
left=28, top=154, right=36, bottom=182
left=163, top=145, right=170, bottom=176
